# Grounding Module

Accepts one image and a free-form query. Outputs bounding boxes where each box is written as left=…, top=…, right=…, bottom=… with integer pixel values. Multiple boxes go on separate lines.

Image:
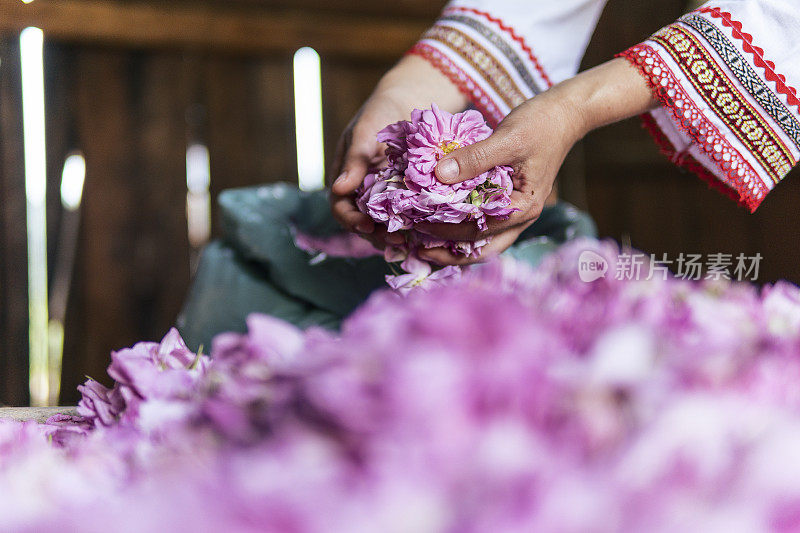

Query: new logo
left=578, top=250, right=609, bottom=282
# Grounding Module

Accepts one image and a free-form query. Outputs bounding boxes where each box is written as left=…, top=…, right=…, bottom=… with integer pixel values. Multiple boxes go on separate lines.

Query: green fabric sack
left=178, top=184, right=596, bottom=350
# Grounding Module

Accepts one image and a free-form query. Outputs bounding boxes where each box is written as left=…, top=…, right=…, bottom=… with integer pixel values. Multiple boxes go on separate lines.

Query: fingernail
left=386, top=233, right=405, bottom=245
left=437, top=158, right=459, bottom=181
left=334, top=172, right=348, bottom=186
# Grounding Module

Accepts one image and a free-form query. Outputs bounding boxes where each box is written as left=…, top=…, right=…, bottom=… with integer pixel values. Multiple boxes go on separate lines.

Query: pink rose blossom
left=77, top=328, right=208, bottom=432
left=385, top=254, right=462, bottom=295
left=356, top=105, right=517, bottom=292
left=404, top=104, right=492, bottom=188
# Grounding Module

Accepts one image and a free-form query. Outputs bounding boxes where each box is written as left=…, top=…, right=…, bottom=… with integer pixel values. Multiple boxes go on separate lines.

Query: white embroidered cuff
left=409, top=6, right=553, bottom=126
left=620, top=7, right=800, bottom=212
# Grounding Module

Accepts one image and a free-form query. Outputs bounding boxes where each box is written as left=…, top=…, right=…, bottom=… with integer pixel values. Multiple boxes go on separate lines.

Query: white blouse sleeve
left=619, top=0, right=800, bottom=212
left=409, top=0, right=608, bottom=126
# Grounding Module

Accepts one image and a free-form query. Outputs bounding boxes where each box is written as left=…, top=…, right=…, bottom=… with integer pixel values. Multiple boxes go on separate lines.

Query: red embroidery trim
left=407, top=44, right=503, bottom=127
left=424, top=26, right=526, bottom=109
left=641, top=114, right=743, bottom=205
left=444, top=6, right=553, bottom=88
left=619, top=44, right=769, bottom=212
left=649, top=24, right=794, bottom=181
left=699, top=6, right=800, bottom=108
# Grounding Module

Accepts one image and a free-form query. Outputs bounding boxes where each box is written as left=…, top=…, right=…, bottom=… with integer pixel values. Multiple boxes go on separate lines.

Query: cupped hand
left=329, top=55, right=468, bottom=250
left=416, top=88, right=584, bottom=266
left=329, top=90, right=411, bottom=249
left=416, top=58, right=659, bottom=266
left=329, top=56, right=657, bottom=262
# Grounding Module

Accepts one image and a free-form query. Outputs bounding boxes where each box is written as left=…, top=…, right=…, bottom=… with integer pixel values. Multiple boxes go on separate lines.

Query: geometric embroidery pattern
left=439, top=14, right=543, bottom=95
left=651, top=25, right=795, bottom=183
left=423, top=25, right=527, bottom=110
left=620, top=44, right=769, bottom=212
left=680, top=13, right=800, bottom=150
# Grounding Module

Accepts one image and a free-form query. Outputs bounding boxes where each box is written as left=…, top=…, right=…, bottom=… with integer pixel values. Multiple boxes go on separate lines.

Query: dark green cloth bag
left=177, top=184, right=596, bottom=350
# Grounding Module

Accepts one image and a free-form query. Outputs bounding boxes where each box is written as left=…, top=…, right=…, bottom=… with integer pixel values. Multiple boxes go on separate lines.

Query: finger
left=490, top=189, right=540, bottom=228
left=327, top=130, right=350, bottom=188
left=331, top=157, right=370, bottom=196
left=384, top=231, right=406, bottom=245
left=332, top=131, right=383, bottom=195
left=416, top=174, right=544, bottom=241
left=360, top=224, right=403, bottom=251
left=415, top=220, right=485, bottom=243
left=417, top=246, right=479, bottom=267
left=358, top=225, right=387, bottom=249
left=434, top=130, right=518, bottom=184
left=418, top=226, right=523, bottom=266
left=330, top=195, right=374, bottom=233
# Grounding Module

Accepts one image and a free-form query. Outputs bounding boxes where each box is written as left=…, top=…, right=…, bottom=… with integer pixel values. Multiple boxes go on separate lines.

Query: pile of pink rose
left=4, top=239, right=800, bottom=532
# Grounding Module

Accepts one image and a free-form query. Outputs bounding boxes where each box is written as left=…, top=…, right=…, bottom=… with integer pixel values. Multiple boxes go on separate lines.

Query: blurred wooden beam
left=0, top=39, right=29, bottom=407
left=0, top=0, right=427, bottom=60
left=221, top=0, right=445, bottom=20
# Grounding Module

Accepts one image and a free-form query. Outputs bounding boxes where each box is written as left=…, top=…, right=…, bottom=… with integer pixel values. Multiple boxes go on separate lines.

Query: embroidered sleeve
left=409, top=0, right=608, bottom=126
left=619, top=1, right=800, bottom=212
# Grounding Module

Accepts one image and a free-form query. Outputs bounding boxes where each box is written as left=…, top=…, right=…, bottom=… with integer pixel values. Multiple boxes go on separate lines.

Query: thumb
left=435, top=135, right=508, bottom=184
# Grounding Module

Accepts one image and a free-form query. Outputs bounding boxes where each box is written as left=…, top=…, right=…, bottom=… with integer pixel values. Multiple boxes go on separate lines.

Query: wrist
left=375, top=55, right=469, bottom=112
left=561, top=57, right=659, bottom=137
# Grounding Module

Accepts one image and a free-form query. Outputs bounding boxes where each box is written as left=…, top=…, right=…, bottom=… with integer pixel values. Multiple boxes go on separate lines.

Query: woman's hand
left=417, top=58, right=659, bottom=266
left=415, top=89, right=581, bottom=265
left=329, top=55, right=468, bottom=249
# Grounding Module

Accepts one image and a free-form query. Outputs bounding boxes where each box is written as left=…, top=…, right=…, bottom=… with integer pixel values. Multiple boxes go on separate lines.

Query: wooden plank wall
left=56, top=52, right=395, bottom=404
left=0, top=0, right=433, bottom=59
left=0, top=39, right=30, bottom=406
left=1, top=0, right=799, bottom=405
left=0, top=1, right=435, bottom=405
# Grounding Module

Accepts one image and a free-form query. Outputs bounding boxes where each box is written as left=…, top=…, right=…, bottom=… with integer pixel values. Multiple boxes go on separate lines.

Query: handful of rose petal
left=356, top=104, right=517, bottom=262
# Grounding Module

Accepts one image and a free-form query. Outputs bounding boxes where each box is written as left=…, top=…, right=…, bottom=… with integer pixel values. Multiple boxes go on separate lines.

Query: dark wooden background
left=0, top=0, right=797, bottom=406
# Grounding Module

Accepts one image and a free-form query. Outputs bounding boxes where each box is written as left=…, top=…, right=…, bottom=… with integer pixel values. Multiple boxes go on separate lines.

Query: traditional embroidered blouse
left=409, top=0, right=800, bottom=212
